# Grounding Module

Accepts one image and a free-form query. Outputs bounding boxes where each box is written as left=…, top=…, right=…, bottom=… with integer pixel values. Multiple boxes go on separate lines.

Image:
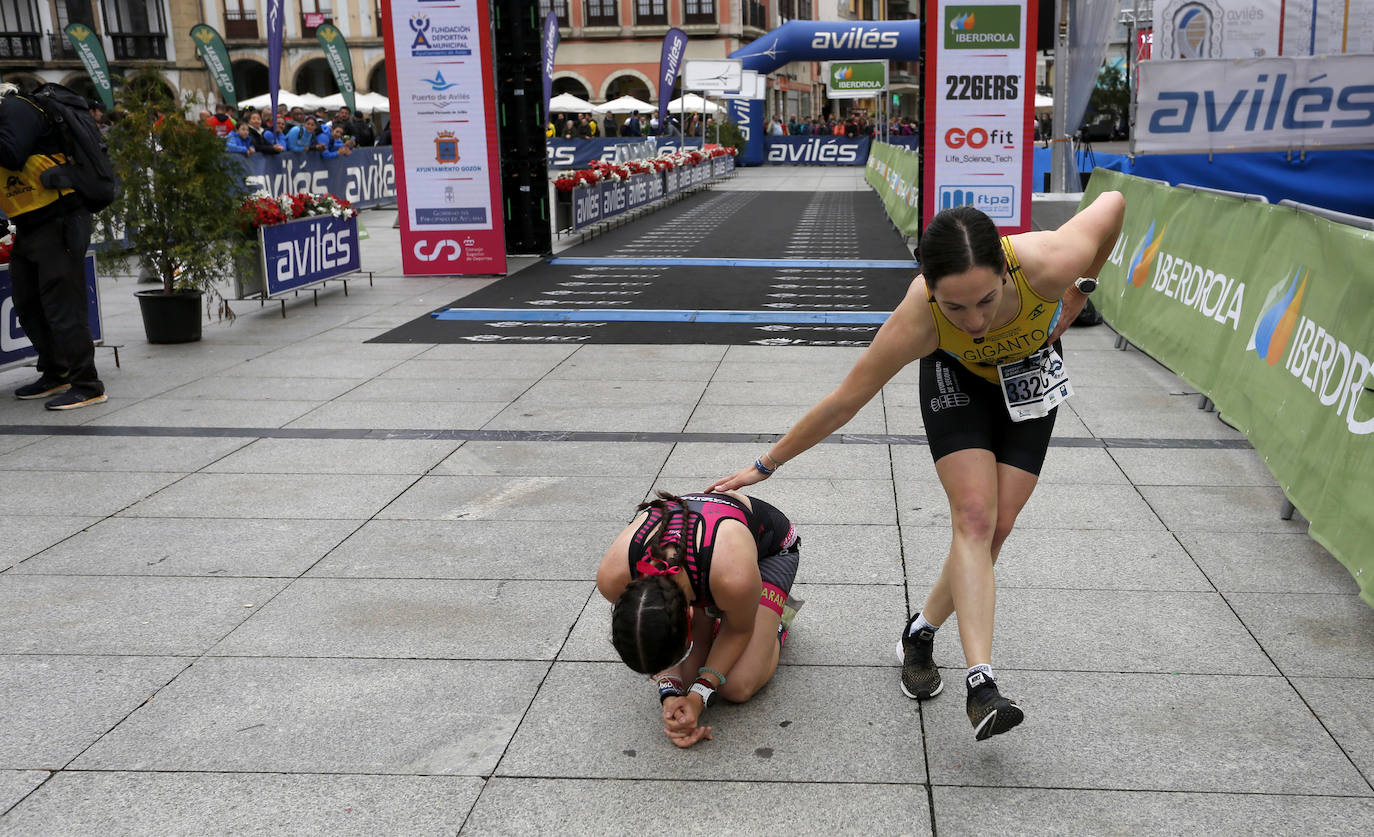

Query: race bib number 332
left=998, top=346, right=1073, bottom=422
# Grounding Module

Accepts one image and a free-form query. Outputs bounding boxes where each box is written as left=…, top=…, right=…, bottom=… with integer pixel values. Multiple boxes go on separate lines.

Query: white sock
left=967, top=663, right=994, bottom=682
left=907, top=612, right=940, bottom=637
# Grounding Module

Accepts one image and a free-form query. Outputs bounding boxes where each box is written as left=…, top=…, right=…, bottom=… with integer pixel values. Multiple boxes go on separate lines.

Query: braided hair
left=610, top=492, right=692, bottom=674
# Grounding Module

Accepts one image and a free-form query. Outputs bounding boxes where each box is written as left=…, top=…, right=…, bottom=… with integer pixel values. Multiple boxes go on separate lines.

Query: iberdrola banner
left=1084, top=169, right=1374, bottom=607
left=315, top=23, right=356, bottom=114
left=190, top=24, right=237, bottom=109
left=62, top=23, right=114, bottom=110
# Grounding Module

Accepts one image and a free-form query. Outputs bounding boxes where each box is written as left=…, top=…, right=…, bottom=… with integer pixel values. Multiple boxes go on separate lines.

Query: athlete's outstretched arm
left=707, top=282, right=937, bottom=492
left=1018, top=190, right=1126, bottom=342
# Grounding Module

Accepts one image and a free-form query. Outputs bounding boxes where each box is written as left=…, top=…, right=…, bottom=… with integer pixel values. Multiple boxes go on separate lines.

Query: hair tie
left=635, top=556, right=681, bottom=577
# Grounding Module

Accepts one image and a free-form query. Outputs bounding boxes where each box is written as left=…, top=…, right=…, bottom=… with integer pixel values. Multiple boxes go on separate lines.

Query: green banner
left=944, top=4, right=1022, bottom=49
left=314, top=23, right=356, bottom=114
left=828, top=60, right=887, bottom=96
left=1084, top=169, right=1374, bottom=607
left=63, top=23, right=114, bottom=111
left=190, top=24, right=237, bottom=109
left=864, top=142, right=922, bottom=238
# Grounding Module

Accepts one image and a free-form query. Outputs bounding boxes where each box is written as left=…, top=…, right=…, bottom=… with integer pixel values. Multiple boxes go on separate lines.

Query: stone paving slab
left=88, top=398, right=324, bottom=428
left=685, top=401, right=889, bottom=435
left=0, top=773, right=45, bottom=820
left=378, top=475, right=650, bottom=522
left=286, top=399, right=514, bottom=430
left=122, top=472, right=415, bottom=520
left=307, top=519, right=607, bottom=580
left=0, top=434, right=42, bottom=454
left=1, top=655, right=186, bottom=768
left=498, top=663, right=928, bottom=783
left=901, top=483, right=1167, bottom=532
left=1292, top=677, right=1374, bottom=784
left=0, top=435, right=250, bottom=473
left=203, top=438, right=460, bottom=475
left=930, top=787, right=1374, bottom=836
left=661, top=441, right=893, bottom=483
left=892, top=445, right=1130, bottom=489
left=901, top=527, right=1211, bottom=591
left=72, top=658, right=547, bottom=775
left=1141, top=485, right=1309, bottom=532
left=1226, top=593, right=1374, bottom=677
left=159, top=375, right=366, bottom=401
left=1177, top=532, right=1357, bottom=593
left=0, top=772, right=484, bottom=837
left=487, top=403, right=702, bottom=433
left=2, top=471, right=184, bottom=517
left=0, top=516, right=101, bottom=572
left=1109, top=448, right=1280, bottom=486
left=0, top=575, right=286, bottom=655
left=337, top=376, right=533, bottom=403
left=10, top=517, right=358, bottom=577
left=462, top=778, right=932, bottom=836
left=434, top=441, right=672, bottom=478
left=212, top=578, right=592, bottom=660
left=921, top=670, right=1371, bottom=795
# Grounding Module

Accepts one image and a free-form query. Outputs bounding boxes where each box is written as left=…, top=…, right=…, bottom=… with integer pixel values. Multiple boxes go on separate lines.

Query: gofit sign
left=827, top=61, right=888, bottom=98
left=944, top=5, right=1022, bottom=49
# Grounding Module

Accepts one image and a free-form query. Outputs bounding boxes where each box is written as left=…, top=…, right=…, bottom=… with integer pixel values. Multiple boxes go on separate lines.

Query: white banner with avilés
left=1084, top=170, right=1374, bottom=606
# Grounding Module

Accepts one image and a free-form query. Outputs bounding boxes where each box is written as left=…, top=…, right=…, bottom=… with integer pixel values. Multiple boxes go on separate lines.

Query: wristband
left=689, top=679, right=718, bottom=708
left=754, top=457, right=775, bottom=476
left=698, top=666, right=727, bottom=687
left=656, top=675, right=685, bottom=703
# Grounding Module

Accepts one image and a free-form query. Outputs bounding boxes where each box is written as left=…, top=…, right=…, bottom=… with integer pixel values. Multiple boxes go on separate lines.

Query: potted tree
left=98, top=72, right=250, bottom=343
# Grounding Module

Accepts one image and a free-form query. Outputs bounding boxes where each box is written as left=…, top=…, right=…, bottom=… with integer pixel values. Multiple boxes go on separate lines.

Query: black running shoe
left=896, top=613, right=943, bottom=699
left=44, top=389, right=107, bottom=411
left=15, top=377, right=70, bottom=400
left=965, top=670, right=1024, bottom=741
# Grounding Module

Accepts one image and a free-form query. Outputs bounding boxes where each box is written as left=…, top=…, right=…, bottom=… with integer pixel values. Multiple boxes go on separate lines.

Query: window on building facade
left=634, top=0, right=666, bottom=26
left=778, top=0, right=812, bottom=20
left=0, top=0, right=43, bottom=60
left=742, top=1, right=769, bottom=29
left=538, top=0, right=569, bottom=26
left=104, top=0, right=168, bottom=60
left=585, top=0, right=618, bottom=27
left=300, top=0, right=333, bottom=37
left=684, top=0, right=715, bottom=24
left=224, top=0, right=258, bottom=39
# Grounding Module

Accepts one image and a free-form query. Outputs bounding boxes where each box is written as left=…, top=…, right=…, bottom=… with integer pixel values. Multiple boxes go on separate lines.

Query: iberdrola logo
left=837, top=66, right=853, bottom=80
left=950, top=13, right=976, bottom=30
left=1126, top=220, right=1165, bottom=287
left=1247, top=267, right=1308, bottom=366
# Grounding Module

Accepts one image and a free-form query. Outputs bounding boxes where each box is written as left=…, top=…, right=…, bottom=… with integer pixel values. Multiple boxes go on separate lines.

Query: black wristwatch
left=1074, top=276, right=1099, bottom=294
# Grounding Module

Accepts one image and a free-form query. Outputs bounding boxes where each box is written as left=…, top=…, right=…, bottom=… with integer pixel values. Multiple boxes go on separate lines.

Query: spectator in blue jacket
left=319, top=123, right=355, bottom=159
left=284, top=116, right=323, bottom=152
left=225, top=122, right=255, bottom=155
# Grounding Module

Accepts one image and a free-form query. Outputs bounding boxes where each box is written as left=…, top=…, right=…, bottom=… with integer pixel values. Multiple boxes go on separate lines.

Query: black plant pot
left=135, top=289, right=203, bottom=344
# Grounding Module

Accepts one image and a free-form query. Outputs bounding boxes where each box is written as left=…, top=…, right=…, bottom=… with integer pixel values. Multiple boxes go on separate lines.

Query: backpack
left=1074, top=297, right=1105, bottom=327
left=29, top=83, right=118, bottom=212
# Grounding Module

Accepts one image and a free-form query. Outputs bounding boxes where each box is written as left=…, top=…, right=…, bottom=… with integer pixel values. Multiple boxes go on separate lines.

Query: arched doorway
left=294, top=58, right=337, bottom=96
left=604, top=73, right=651, bottom=102
left=232, top=59, right=269, bottom=100
left=367, top=63, right=387, bottom=95
left=60, top=74, right=100, bottom=103
left=3, top=72, right=45, bottom=94
left=552, top=76, right=589, bottom=99
left=124, top=72, right=176, bottom=107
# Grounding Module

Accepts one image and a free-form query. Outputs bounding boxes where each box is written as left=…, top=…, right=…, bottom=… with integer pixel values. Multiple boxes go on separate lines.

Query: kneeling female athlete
left=596, top=490, right=801, bottom=748
left=709, top=196, right=1125, bottom=740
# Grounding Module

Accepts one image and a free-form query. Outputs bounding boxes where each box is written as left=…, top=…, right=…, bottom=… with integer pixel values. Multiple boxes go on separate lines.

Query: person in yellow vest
left=0, top=83, right=105, bottom=409
left=710, top=194, right=1125, bottom=741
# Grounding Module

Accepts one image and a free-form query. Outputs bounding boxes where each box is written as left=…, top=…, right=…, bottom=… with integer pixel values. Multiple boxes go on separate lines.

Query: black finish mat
left=370, top=189, right=916, bottom=346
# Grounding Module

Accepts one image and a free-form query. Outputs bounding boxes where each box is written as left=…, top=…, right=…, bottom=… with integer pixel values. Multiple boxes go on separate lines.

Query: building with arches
left=0, top=1, right=389, bottom=109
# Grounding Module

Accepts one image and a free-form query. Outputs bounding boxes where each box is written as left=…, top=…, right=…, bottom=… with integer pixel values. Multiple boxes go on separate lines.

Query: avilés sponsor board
left=922, top=0, right=1036, bottom=232
left=382, top=0, right=505, bottom=275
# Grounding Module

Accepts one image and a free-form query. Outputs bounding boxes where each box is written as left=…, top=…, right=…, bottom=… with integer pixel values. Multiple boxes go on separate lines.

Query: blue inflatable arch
left=726, top=20, right=922, bottom=164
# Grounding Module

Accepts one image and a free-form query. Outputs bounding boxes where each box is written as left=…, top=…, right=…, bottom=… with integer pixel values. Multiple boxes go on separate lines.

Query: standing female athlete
left=596, top=491, right=801, bottom=748
left=709, top=195, right=1125, bottom=740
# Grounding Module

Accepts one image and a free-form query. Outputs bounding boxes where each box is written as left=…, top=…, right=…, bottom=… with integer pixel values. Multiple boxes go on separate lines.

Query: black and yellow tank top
left=927, top=237, right=1062, bottom=384
left=0, top=99, right=73, bottom=220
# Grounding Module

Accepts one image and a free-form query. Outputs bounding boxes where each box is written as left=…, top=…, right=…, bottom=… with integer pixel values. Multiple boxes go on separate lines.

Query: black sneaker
left=44, top=389, right=107, bottom=411
left=965, top=669, right=1024, bottom=741
left=896, top=613, right=943, bottom=699
left=15, top=377, right=70, bottom=400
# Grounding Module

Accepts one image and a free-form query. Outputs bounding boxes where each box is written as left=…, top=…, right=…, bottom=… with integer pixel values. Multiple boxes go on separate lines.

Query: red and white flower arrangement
left=238, top=190, right=357, bottom=237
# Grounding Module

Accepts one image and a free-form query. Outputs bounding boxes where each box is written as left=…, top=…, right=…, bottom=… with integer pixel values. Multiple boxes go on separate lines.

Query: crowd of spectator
left=208, top=101, right=391, bottom=157
left=547, top=111, right=711, bottom=140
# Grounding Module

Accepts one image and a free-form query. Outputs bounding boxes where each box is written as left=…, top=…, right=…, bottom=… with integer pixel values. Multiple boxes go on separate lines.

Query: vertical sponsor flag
left=542, top=12, right=560, bottom=130
left=658, top=28, right=689, bottom=130
left=190, top=24, right=238, bottom=108
left=62, top=23, right=114, bottom=110
left=315, top=23, right=357, bottom=113
left=265, top=0, right=285, bottom=120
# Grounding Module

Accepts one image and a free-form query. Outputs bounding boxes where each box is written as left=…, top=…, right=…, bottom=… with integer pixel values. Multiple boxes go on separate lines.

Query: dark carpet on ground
left=370, top=189, right=916, bottom=346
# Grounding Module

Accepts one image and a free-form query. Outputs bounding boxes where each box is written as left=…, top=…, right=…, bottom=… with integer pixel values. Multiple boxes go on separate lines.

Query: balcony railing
left=225, top=11, right=258, bottom=39
left=49, top=33, right=75, bottom=59
left=0, top=32, right=42, bottom=59
left=110, top=32, right=167, bottom=61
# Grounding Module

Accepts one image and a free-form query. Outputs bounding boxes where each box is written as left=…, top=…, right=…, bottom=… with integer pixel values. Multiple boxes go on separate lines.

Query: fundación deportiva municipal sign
left=826, top=60, right=887, bottom=99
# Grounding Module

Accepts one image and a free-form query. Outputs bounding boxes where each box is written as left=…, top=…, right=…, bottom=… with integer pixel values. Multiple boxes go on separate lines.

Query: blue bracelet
left=754, top=457, right=775, bottom=476
left=698, top=666, right=727, bottom=687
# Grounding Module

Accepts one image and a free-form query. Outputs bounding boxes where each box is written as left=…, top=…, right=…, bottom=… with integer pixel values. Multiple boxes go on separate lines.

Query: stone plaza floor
left=1, top=168, right=1372, bottom=835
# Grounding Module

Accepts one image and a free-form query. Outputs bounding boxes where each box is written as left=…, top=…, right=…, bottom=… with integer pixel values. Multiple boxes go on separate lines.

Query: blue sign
left=547, top=138, right=708, bottom=170
left=257, top=215, right=361, bottom=297
left=764, top=137, right=872, bottom=166
left=235, top=146, right=397, bottom=209
left=572, top=173, right=669, bottom=231
left=0, top=254, right=102, bottom=369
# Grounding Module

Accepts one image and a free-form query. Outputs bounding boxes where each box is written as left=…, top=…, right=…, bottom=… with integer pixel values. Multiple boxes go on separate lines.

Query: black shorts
left=918, top=348, right=1058, bottom=476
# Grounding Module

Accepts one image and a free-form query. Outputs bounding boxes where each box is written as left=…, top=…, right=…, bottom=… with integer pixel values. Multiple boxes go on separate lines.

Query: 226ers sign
left=923, top=1, right=1036, bottom=232
left=382, top=0, right=506, bottom=275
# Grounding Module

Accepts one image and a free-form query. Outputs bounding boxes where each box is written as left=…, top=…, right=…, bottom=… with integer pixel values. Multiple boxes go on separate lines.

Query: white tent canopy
left=237, top=91, right=312, bottom=111
left=594, top=95, right=656, bottom=114
left=316, top=91, right=391, bottom=113
left=549, top=92, right=596, bottom=113
left=666, top=93, right=720, bottom=114
left=1034, top=93, right=1054, bottom=110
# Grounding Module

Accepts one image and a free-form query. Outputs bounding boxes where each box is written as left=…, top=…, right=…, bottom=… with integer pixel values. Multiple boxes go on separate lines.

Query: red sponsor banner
left=1136, top=28, right=1152, bottom=62
left=382, top=0, right=506, bottom=276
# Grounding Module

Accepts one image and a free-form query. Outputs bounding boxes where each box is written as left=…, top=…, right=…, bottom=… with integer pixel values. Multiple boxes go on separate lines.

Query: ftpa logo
left=944, top=5, right=1021, bottom=49
left=939, top=185, right=1014, bottom=219
left=1248, top=267, right=1308, bottom=366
